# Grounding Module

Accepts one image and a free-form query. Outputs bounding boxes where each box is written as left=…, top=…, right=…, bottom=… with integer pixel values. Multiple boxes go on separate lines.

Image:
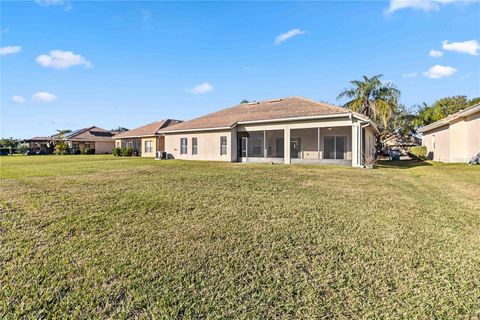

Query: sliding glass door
left=324, top=136, right=346, bottom=160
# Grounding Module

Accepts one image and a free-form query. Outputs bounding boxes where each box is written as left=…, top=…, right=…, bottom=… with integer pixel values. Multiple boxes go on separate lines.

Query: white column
left=351, top=125, right=359, bottom=167
left=264, top=130, right=267, bottom=159
left=317, top=127, right=321, bottom=160
left=284, top=128, right=291, bottom=164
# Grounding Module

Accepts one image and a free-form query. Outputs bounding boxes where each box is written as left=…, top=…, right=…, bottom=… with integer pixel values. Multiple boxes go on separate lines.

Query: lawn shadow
left=375, top=160, right=432, bottom=169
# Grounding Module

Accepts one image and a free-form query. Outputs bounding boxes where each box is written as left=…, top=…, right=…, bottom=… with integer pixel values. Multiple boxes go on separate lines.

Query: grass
left=1, top=155, right=479, bottom=318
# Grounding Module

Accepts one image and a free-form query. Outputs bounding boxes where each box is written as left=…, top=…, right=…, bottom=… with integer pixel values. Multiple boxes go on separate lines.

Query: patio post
left=284, top=128, right=291, bottom=164
left=317, top=127, right=320, bottom=160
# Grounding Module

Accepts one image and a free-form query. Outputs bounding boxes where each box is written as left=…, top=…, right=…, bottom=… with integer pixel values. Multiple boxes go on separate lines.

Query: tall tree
left=412, top=96, right=480, bottom=128
left=337, top=74, right=400, bottom=133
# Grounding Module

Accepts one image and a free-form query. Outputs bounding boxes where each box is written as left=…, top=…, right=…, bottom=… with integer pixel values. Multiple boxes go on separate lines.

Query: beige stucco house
left=160, top=97, right=378, bottom=167
left=114, top=119, right=182, bottom=157
left=64, top=126, right=116, bottom=154
left=418, top=103, right=480, bottom=163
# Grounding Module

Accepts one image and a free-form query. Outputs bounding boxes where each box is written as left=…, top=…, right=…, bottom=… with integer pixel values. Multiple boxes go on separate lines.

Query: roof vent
left=268, top=99, right=283, bottom=103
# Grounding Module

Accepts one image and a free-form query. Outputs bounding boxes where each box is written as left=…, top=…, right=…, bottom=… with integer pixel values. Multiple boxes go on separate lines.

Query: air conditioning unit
left=156, top=151, right=167, bottom=160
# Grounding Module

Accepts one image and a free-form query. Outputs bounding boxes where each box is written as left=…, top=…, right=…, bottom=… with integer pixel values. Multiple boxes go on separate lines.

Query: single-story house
left=64, top=126, right=116, bottom=154
left=113, top=119, right=182, bottom=157
left=382, top=133, right=421, bottom=155
left=160, top=97, right=378, bottom=167
left=24, top=136, right=54, bottom=151
left=418, top=103, right=480, bottom=163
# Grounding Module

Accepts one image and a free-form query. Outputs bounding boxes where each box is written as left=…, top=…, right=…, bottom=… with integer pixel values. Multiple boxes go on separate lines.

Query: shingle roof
left=66, top=126, right=116, bottom=142
left=113, top=119, right=183, bottom=138
left=27, top=136, right=52, bottom=141
left=160, top=97, right=365, bottom=132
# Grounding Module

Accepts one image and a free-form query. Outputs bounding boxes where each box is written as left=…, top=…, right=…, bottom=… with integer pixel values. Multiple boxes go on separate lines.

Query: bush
left=112, top=148, right=121, bottom=156
left=120, top=147, right=134, bottom=157
left=408, top=146, right=427, bottom=160
left=80, top=147, right=93, bottom=155
left=17, top=143, right=30, bottom=154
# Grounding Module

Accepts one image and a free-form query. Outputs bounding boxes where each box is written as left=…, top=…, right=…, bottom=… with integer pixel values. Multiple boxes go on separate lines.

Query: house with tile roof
left=418, top=103, right=480, bottom=163
left=160, top=97, right=378, bottom=166
left=64, top=126, right=116, bottom=154
left=113, top=119, right=182, bottom=157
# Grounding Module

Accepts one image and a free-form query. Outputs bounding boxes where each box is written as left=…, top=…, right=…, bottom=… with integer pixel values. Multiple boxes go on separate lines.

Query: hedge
left=407, top=146, right=427, bottom=160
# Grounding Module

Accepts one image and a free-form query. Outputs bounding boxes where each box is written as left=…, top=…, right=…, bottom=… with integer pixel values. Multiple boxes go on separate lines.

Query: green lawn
left=1, top=155, right=479, bottom=318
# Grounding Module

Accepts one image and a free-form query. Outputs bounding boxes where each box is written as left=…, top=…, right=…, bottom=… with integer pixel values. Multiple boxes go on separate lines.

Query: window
left=192, top=137, right=198, bottom=155
left=220, top=136, right=227, bottom=155
left=145, top=140, right=153, bottom=153
left=116, top=141, right=121, bottom=148
left=324, top=136, right=346, bottom=160
left=180, top=138, right=187, bottom=154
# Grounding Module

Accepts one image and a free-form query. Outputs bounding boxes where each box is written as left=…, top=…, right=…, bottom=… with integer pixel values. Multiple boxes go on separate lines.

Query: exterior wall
left=422, top=112, right=480, bottom=163
left=422, top=125, right=450, bottom=162
left=141, top=136, right=158, bottom=158
left=449, top=118, right=468, bottom=163
left=164, top=130, right=232, bottom=161
left=466, top=113, right=480, bottom=161
left=94, top=141, right=115, bottom=154
left=163, top=117, right=375, bottom=166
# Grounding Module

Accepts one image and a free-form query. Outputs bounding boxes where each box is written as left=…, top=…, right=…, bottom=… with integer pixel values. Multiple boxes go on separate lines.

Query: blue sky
left=1, top=0, right=479, bottom=138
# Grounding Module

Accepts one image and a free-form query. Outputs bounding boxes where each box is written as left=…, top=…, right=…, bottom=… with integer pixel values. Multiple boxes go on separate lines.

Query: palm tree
left=337, top=74, right=400, bottom=132
left=54, top=129, right=70, bottom=155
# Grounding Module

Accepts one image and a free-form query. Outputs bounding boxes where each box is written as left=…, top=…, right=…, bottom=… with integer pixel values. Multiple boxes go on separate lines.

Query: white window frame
left=145, top=140, right=153, bottom=153
left=180, top=138, right=188, bottom=155
left=192, top=137, right=198, bottom=155
left=220, top=136, right=227, bottom=155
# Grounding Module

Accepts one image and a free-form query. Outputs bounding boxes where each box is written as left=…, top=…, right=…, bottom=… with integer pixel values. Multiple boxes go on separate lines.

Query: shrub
left=112, top=148, right=121, bottom=156
left=407, top=146, right=427, bottom=160
left=17, top=143, right=30, bottom=154
left=120, top=147, right=134, bottom=157
left=80, top=147, right=92, bottom=155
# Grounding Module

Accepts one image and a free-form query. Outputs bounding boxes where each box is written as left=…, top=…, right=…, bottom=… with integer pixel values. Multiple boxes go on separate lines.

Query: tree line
left=336, top=74, right=479, bottom=139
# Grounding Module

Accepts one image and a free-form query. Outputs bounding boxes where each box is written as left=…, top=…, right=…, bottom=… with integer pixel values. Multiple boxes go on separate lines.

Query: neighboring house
left=24, top=136, right=53, bottom=151
left=64, top=126, right=116, bottom=154
left=418, top=103, right=480, bottom=163
left=382, top=133, right=421, bottom=155
left=160, top=97, right=378, bottom=167
left=113, top=119, right=183, bottom=157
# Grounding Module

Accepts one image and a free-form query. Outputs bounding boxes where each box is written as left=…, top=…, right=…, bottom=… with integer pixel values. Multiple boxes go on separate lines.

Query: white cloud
left=0, top=46, right=21, bottom=56
left=423, top=65, right=457, bottom=79
left=36, top=0, right=71, bottom=10
left=32, top=92, right=58, bottom=102
left=442, top=40, right=479, bottom=55
left=190, top=83, right=214, bottom=94
left=402, top=72, right=418, bottom=78
left=386, top=0, right=478, bottom=14
left=11, top=95, right=26, bottom=104
left=36, top=50, right=91, bottom=69
left=429, top=49, right=443, bottom=57
left=274, top=28, right=306, bottom=45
